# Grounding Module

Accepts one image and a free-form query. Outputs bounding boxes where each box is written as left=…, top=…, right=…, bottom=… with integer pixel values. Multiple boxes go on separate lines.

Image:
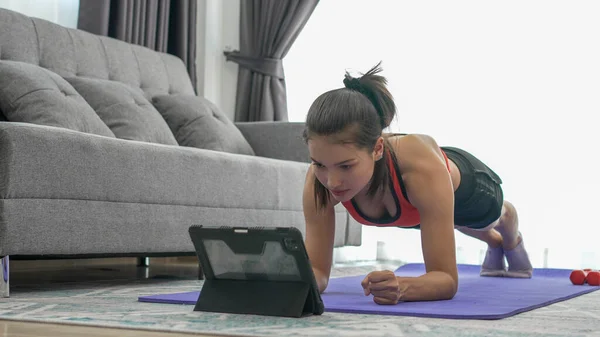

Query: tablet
left=188, top=225, right=324, bottom=317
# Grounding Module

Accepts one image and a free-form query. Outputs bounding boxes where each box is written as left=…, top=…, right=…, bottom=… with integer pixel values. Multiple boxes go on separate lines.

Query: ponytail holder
left=343, top=75, right=386, bottom=129
left=343, top=76, right=362, bottom=92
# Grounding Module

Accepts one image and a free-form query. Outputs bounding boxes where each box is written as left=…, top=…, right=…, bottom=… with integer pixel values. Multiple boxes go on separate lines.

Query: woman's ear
left=373, top=137, right=385, bottom=161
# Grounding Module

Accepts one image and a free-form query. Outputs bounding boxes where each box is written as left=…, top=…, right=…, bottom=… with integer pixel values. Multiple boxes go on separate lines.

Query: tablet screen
left=203, top=239, right=302, bottom=282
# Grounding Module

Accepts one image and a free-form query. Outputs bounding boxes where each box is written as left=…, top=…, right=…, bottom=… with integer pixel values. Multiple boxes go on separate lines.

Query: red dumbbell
left=570, top=269, right=592, bottom=285
left=587, top=271, right=600, bottom=286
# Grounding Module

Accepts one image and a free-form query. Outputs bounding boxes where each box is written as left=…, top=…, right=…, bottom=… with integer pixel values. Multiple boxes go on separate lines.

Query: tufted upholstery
left=0, top=8, right=257, bottom=152
left=65, top=76, right=178, bottom=145
left=0, top=60, right=115, bottom=137
left=0, top=8, right=195, bottom=104
left=152, top=94, right=255, bottom=155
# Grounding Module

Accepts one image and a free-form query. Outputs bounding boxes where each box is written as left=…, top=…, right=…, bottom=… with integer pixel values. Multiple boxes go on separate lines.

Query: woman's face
left=307, top=135, right=382, bottom=202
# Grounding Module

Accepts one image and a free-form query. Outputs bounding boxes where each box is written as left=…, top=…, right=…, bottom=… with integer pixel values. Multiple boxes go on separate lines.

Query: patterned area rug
left=1, top=265, right=599, bottom=337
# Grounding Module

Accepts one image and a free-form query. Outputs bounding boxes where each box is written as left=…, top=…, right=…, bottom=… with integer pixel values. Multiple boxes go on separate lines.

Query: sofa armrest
left=235, top=121, right=309, bottom=163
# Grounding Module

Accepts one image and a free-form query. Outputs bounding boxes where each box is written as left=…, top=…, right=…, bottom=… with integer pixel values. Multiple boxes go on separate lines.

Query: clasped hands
left=361, top=270, right=406, bottom=305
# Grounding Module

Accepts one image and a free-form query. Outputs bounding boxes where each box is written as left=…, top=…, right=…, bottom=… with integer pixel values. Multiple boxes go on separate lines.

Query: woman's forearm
left=398, top=271, right=458, bottom=302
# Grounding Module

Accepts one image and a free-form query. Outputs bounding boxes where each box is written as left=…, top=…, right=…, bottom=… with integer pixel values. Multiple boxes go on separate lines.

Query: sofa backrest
left=0, top=8, right=257, bottom=155
left=0, top=8, right=195, bottom=104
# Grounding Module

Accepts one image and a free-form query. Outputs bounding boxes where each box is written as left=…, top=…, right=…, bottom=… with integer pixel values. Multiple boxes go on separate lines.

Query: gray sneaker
left=504, top=234, right=533, bottom=278
left=480, top=245, right=506, bottom=277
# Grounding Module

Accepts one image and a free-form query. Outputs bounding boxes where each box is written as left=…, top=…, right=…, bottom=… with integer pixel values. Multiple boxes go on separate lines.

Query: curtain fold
left=227, top=0, right=319, bottom=122
left=77, top=0, right=197, bottom=93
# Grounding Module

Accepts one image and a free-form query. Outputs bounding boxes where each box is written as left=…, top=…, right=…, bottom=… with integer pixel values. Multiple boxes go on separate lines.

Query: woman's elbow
left=318, top=282, right=328, bottom=294
left=313, top=268, right=329, bottom=294
left=444, top=278, right=458, bottom=300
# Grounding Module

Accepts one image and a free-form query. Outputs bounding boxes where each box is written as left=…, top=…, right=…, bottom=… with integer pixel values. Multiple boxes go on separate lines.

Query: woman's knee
left=501, top=200, right=517, bottom=221
left=496, top=201, right=518, bottom=231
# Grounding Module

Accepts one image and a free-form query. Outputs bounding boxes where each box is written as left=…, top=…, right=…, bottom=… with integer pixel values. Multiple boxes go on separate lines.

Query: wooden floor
left=0, top=320, right=222, bottom=337
left=0, top=257, right=223, bottom=337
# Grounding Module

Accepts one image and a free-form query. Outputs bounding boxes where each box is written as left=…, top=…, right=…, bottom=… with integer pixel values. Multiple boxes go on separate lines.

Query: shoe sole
left=505, top=270, right=533, bottom=278
left=480, top=269, right=506, bottom=277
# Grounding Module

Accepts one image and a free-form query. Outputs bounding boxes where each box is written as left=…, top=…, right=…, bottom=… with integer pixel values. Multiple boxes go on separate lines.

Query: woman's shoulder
left=387, top=133, right=444, bottom=169
left=386, top=133, right=438, bottom=151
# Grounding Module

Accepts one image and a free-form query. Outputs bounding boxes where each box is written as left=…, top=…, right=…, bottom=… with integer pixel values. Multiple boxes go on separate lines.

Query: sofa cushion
left=0, top=60, right=115, bottom=137
left=152, top=94, right=255, bottom=155
left=66, top=77, right=178, bottom=146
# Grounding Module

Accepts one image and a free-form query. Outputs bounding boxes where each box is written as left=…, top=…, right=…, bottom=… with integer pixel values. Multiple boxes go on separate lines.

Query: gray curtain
left=77, top=0, right=197, bottom=93
left=225, top=0, right=319, bottom=122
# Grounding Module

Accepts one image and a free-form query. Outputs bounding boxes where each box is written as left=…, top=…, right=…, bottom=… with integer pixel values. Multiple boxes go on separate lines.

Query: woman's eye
left=341, top=165, right=352, bottom=170
left=312, top=162, right=324, bottom=168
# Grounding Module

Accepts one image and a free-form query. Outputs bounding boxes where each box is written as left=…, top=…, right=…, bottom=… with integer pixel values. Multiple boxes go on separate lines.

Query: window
left=285, top=0, right=600, bottom=268
left=0, top=0, right=79, bottom=28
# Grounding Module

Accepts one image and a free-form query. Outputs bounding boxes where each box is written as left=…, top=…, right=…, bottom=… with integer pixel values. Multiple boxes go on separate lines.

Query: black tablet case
left=188, top=225, right=325, bottom=318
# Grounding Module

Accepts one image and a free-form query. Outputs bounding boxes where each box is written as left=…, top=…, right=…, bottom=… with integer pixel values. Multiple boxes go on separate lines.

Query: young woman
left=301, top=63, right=533, bottom=304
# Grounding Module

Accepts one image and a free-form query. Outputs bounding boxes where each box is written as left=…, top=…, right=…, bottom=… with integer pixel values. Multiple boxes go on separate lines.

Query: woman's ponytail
left=342, top=61, right=396, bottom=129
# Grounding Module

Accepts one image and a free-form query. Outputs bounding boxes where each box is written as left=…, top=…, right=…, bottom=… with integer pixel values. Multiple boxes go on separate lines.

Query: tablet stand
left=194, top=278, right=316, bottom=318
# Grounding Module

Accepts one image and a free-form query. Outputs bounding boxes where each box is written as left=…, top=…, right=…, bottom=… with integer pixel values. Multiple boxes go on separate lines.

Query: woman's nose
left=327, top=173, right=342, bottom=189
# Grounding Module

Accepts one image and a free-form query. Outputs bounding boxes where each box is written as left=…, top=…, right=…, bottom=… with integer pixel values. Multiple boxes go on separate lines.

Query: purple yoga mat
left=138, top=263, right=600, bottom=319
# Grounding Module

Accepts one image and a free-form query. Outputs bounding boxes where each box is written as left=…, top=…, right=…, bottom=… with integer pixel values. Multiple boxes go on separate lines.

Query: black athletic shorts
left=442, top=146, right=504, bottom=229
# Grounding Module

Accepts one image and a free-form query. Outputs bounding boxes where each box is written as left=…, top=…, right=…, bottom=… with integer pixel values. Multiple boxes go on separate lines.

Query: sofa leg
left=137, top=257, right=149, bottom=267
left=1, top=256, right=8, bottom=298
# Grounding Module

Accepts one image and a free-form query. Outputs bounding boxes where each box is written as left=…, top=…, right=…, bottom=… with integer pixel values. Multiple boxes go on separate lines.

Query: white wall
left=284, top=0, right=600, bottom=269
left=196, top=0, right=240, bottom=121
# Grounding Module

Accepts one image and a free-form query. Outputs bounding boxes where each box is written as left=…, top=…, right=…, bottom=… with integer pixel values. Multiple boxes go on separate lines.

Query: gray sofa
left=0, top=8, right=361, bottom=297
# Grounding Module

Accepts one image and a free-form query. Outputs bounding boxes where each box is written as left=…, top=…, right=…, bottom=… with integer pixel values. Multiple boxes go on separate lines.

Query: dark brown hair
left=302, top=62, right=398, bottom=210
